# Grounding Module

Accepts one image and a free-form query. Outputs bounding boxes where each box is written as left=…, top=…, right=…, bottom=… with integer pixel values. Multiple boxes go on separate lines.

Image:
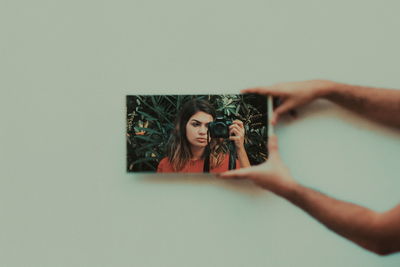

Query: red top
left=157, top=155, right=240, bottom=173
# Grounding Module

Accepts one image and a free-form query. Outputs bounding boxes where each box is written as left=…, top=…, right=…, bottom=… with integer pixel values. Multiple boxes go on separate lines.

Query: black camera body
left=208, top=117, right=233, bottom=138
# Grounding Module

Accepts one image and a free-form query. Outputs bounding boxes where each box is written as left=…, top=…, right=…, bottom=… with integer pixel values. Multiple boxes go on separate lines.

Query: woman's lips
left=196, top=138, right=207, bottom=143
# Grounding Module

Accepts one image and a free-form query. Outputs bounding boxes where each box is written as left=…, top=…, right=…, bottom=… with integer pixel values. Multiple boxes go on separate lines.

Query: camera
left=208, top=117, right=233, bottom=138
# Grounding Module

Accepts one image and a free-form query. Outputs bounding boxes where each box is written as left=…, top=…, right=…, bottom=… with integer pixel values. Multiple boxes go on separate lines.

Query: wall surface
left=1, top=0, right=400, bottom=266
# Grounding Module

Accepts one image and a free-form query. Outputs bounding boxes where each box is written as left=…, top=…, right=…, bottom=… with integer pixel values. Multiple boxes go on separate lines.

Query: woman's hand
left=229, top=120, right=246, bottom=151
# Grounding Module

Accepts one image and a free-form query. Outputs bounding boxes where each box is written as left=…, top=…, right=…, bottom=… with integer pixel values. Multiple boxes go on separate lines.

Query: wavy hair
left=166, top=99, right=227, bottom=171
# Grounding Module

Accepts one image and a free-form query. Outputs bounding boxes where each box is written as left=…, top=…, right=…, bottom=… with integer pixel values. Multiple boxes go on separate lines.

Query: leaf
left=164, top=96, right=177, bottom=109
left=235, top=104, right=240, bottom=115
left=135, top=143, right=156, bottom=153
left=134, top=135, right=157, bottom=143
left=137, top=111, right=157, bottom=121
left=138, top=98, right=172, bottom=124
left=135, top=127, right=160, bottom=135
left=132, top=158, right=158, bottom=165
left=151, top=95, right=158, bottom=107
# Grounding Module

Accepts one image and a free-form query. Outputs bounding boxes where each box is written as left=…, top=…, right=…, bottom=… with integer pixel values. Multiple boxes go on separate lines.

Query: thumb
left=216, top=167, right=251, bottom=179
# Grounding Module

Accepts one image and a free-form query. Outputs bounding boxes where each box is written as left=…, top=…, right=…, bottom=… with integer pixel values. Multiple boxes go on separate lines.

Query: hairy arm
left=243, top=80, right=400, bottom=128
left=280, top=183, right=400, bottom=255
left=219, top=135, right=400, bottom=255
left=323, top=82, right=400, bottom=128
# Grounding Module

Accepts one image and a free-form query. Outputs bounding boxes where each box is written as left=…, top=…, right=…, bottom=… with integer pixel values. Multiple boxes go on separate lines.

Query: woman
left=157, top=99, right=250, bottom=173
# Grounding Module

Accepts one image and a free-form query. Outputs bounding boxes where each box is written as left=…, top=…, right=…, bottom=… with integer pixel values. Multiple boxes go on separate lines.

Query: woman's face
left=186, top=111, right=214, bottom=148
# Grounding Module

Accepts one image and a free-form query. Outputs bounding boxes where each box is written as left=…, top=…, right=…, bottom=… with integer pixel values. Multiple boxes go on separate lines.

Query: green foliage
left=126, top=94, right=269, bottom=172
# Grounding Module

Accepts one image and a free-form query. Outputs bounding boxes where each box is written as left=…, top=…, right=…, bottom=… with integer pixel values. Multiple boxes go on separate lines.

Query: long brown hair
left=166, top=99, right=226, bottom=171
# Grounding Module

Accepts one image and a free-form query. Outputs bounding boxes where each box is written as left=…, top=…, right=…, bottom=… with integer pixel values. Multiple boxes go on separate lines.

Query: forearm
left=273, top=182, right=395, bottom=255
left=321, top=82, right=400, bottom=128
left=237, top=147, right=251, bottom=168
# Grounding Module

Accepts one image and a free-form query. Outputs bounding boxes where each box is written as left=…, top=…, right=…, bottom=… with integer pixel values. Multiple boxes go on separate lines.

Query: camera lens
left=209, top=119, right=230, bottom=139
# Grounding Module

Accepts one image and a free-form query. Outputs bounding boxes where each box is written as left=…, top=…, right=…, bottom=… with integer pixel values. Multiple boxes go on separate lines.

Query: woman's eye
left=192, top=123, right=200, bottom=127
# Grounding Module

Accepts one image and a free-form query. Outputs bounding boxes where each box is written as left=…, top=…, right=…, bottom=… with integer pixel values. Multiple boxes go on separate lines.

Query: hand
left=229, top=120, right=245, bottom=150
left=242, top=80, right=336, bottom=125
left=217, top=135, right=297, bottom=195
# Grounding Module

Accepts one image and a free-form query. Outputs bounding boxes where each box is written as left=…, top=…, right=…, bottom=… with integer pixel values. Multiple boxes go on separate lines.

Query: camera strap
left=203, top=137, right=237, bottom=172
left=203, top=131, right=211, bottom=173
left=228, top=141, right=237, bottom=170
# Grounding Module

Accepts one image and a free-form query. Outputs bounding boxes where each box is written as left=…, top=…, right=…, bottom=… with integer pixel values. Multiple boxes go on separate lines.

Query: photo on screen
left=127, top=94, right=270, bottom=173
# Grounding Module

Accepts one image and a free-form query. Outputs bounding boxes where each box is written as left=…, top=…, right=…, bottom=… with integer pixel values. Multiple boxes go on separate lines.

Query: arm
left=236, top=147, right=250, bottom=169
left=283, top=184, right=400, bottom=255
left=243, top=80, right=400, bottom=128
left=325, top=82, right=400, bottom=128
left=229, top=120, right=251, bottom=168
left=218, top=135, right=400, bottom=255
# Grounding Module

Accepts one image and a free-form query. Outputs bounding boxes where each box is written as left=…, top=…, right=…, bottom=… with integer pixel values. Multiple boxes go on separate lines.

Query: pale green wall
left=1, top=0, right=400, bottom=266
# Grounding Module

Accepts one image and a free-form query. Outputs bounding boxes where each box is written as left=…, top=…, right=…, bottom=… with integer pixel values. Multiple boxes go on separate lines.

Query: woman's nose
left=199, top=126, right=207, bottom=135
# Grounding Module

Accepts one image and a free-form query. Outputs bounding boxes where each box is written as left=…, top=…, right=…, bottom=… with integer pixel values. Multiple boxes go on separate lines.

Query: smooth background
left=1, top=0, right=400, bottom=266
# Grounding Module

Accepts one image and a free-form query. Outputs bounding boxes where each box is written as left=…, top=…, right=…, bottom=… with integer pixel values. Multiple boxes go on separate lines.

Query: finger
left=271, top=100, right=297, bottom=125
left=268, top=135, right=279, bottom=153
left=229, top=133, right=240, bottom=141
left=217, top=168, right=250, bottom=179
left=229, top=126, right=242, bottom=136
left=229, top=136, right=240, bottom=142
left=229, top=124, right=241, bottom=132
left=288, top=109, right=298, bottom=118
left=229, top=127, right=243, bottom=137
left=232, top=120, right=244, bottom=128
